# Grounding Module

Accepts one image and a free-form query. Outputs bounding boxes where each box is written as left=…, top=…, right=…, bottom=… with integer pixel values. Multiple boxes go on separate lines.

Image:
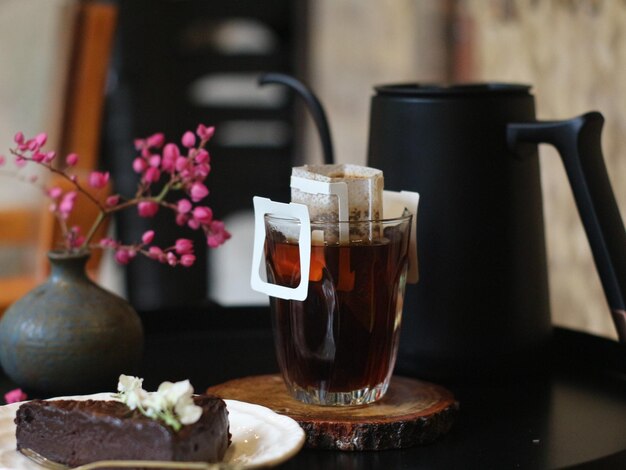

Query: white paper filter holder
left=383, top=190, right=420, bottom=284
left=250, top=196, right=311, bottom=301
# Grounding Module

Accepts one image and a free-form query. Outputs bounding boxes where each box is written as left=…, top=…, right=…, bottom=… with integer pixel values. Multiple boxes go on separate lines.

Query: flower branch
left=0, top=124, right=230, bottom=267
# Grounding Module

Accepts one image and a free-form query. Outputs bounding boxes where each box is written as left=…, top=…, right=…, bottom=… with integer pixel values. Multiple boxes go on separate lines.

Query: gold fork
left=19, top=448, right=238, bottom=470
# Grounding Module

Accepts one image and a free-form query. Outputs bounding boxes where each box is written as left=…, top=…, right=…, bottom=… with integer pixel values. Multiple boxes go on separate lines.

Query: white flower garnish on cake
left=116, top=374, right=202, bottom=431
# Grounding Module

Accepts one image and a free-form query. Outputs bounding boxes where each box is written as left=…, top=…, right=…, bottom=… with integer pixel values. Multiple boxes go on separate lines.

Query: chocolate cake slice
left=15, top=395, right=230, bottom=467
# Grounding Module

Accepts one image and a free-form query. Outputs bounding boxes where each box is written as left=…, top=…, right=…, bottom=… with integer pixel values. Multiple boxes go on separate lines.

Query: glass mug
left=262, top=213, right=412, bottom=406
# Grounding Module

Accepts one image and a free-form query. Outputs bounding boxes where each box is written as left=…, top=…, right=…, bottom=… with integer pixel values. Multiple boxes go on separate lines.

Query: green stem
left=83, top=210, right=107, bottom=246
left=155, top=181, right=172, bottom=202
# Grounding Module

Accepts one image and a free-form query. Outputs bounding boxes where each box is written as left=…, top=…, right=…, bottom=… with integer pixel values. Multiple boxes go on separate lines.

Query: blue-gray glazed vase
left=0, top=251, right=144, bottom=395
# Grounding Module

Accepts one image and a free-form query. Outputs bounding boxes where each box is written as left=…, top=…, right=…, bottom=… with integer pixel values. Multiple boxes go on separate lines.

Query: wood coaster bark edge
left=208, top=374, right=459, bottom=451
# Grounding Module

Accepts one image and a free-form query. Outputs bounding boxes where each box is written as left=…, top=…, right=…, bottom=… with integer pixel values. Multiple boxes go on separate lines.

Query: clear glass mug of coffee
left=263, top=213, right=412, bottom=406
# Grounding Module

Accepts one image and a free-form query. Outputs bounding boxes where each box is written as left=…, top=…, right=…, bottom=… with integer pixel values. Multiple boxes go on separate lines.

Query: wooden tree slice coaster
left=207, top=374, right=459, bottom=451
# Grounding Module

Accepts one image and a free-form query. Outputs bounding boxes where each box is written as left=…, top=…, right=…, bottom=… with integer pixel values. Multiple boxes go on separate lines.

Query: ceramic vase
left=0, top=251, right=144, bottom=395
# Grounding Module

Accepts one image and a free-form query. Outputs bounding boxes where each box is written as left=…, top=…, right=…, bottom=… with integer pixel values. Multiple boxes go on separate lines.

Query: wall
left=307, top=0, right=448, bottom=165
left=0, top=0, right=75, bottom=208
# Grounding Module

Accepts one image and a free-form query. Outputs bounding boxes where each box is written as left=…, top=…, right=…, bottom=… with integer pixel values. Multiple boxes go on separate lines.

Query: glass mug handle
left=250, top=196, right=311, bottom=301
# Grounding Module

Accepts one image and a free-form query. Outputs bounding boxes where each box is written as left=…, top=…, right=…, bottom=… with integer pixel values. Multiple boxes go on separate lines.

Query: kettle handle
left=507, top=112, right=626, bottom=342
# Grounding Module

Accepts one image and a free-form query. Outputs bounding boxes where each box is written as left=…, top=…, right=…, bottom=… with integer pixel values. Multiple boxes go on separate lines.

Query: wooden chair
left=0, top=0, right=117, bottom=314
left=0, top=208, right=46, bottom=309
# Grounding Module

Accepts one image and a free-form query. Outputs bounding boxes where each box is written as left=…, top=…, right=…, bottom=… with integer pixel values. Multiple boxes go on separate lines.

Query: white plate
left=0, top=393, right=305, bottom=469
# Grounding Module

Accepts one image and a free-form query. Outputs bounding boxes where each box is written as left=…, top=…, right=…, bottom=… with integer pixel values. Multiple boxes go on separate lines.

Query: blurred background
left=0, top=0, right=624, bottom=339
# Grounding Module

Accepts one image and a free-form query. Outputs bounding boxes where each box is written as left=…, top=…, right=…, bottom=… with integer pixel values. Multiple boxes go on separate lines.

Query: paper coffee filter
left=291, top=164, right=383, bottom=222
left=250, top=166, right=420, bottom=303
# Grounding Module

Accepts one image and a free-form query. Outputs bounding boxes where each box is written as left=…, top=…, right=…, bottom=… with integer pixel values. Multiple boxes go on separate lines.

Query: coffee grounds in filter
left=291, top=164, right=383, bottom=223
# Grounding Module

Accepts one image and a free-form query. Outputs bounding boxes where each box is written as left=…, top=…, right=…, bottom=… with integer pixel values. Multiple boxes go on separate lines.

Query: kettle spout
left=259, top=72, right=335, bottom=165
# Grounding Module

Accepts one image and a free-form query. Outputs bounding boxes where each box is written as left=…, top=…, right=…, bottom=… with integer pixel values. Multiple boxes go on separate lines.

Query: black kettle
left=367, top=83, right=626, bottom=380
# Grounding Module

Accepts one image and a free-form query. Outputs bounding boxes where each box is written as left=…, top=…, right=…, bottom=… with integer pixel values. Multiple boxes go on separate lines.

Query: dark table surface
left=2, top=303, right=626, bottom=470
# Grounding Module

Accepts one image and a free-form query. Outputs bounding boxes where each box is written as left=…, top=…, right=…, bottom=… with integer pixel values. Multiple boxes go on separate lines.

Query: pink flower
left=147, top=133, right=165, bottom=148
left=194, top=163, right=210, bottom=179
left=4, top=388, right=27, bottom=404
left=148, top=246, right=164, bottom=260
left=180, top=254, right=196, bottom=267
left=175, top=213, right=188, bottom=226
left=68, top=228, right=86, bottom=248
left=144, top=167, right=161, bottom=183
left=132, top=157, right=147, bottom=173
left=115, top=249, right=132, bottom=265
left=89, top=171, right=109, bottom=189
left=106, top=194, right=120, bottom=207
left=167, top=252, right=178, bottom=266
left=59, top=191, right=77, bottom=219
left=177, top=199, right=192, bottom=214
left=31, top=152, right=45, bottom=163
left=189, top=182, right=208, bottom=202
left=43, top=151, right=56, bottom=163
left=66, top=153, right=79, bottom=166
left=195, top=149, right=210, bottom=164
left=175, top=156, right=188, bottom=172
left=163, top=143, right=180, bottom=161
left=13, top=132, right=24, bottom=145
left=175, top=238, right=193, bottom=255
left=137, top=201, right=159, bottom=217
left=99, top=237, right=117, bottom=248
left=142, top=230, right=155, bottom=244
left=48, top=187, right=62, bottom=199
left=14, top=156, right=26, bottom=168
left=35, top=133, right=47, bottom=147
left=148, top=155, right=161, bottom=168
left=196, top=124, right=215, bottom=141
left=208, top=234, right=225, bottom=248
left=193, top=206, right=213, bottom=224
left=0, top=155, right=5, bottom=165
left=161, top=153, right=176, bottom=173
left=181, top=131, right=196, bottom=148
left=207, top=220, right=231, bottom=248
